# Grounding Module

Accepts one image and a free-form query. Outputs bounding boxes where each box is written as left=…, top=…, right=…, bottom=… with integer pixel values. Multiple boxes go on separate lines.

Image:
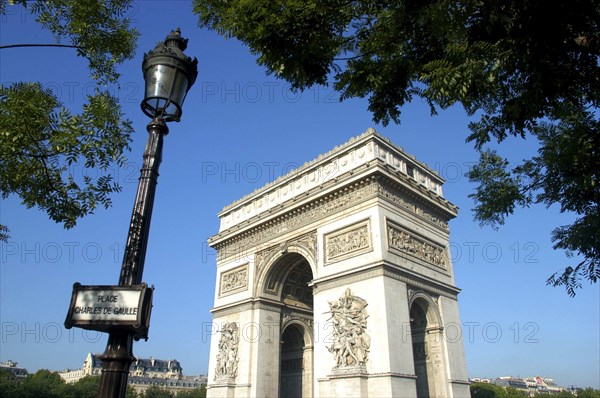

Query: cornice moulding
left=215, top=128, right=451, bottom=234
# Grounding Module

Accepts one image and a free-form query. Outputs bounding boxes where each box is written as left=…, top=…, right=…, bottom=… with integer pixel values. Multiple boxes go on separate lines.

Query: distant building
left=495, top=377, right=530, bottom=392
left=523, top=376, right=564, bottom=395
left=470, top=377, right=493, bottom=384
left=59, top=353, right=206, bottom=395
left=470, top=375, right=569, bottom=396
left=0, top=360, right=28, bottom=379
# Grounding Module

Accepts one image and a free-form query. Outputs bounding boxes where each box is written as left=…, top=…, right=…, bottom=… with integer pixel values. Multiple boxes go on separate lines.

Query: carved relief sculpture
left=214, top=322, right=239, bottom=380
left=220, top=265, right=248, bottom=296
left=326, top=288, right=371, bottom=367
left=325, top=220, right=372, bottom=263
left=387, top=223, right=447, bottom=269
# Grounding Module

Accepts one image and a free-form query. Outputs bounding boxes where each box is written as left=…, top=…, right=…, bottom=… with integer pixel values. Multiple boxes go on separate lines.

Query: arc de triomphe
left=206, top=129, right=470, bottom=398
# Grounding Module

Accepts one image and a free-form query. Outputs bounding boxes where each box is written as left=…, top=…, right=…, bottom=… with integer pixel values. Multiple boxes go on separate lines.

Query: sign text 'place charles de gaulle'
left=64, top=283, right=153, bottom=340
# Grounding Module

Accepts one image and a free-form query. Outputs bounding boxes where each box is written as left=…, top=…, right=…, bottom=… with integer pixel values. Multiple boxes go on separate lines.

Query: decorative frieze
left=326, top=288, right=371, bottom=368
left=325, top=220, right=372, bottom=263
left=213, top=176, right=453, bottom=263
left=214, top=322, right=239, bottom=380
left=387, top=222, right=447, bottom=269
left=219, top=265, right=248, bottom=296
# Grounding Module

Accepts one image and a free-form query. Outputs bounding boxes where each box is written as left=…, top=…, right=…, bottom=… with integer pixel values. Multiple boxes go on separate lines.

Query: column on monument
left=248, top=305, right=281, bottom=398
left=439, top=295, right=471, bottom=398
left=427, top=326, right=448, bottom=398
left=377, top=276, right=420, bottom=398
left=303, top=345, right=314, bottom=398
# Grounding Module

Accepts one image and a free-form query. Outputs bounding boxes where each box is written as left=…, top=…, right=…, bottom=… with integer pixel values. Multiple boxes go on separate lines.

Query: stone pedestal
left=328, top=366, right=369, bottom=398
left=206, top=377, right=237, bottom=398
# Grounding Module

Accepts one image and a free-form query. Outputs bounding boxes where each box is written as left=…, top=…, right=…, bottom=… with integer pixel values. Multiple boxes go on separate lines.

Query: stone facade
left=206, top=128, right=471, bottom=397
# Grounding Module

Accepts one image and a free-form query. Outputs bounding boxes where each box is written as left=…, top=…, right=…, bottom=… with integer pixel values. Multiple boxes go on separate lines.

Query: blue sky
left=1, top=0, right=598, bottom=389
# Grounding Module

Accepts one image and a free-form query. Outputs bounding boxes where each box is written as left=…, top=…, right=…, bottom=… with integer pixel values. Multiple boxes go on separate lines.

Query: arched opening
left=410, top=298, right=445, bottom=398
left=411, top=300, right=432, bottom=398
left=265, top=252, right=314, bottom=398
left=280, top=324, right=305, bottom=398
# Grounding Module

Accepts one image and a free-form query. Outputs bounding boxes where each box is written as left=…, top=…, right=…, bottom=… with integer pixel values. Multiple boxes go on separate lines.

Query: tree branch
left=0, top=43, right=81, bottom=50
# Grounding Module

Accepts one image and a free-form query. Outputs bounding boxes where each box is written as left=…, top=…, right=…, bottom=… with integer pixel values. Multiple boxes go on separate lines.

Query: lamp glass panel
left=143, top=64, right=190, bottom=118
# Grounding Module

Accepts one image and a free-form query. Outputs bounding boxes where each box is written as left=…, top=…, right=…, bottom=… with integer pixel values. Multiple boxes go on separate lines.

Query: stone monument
left=206, top=129, right=471, bottom=397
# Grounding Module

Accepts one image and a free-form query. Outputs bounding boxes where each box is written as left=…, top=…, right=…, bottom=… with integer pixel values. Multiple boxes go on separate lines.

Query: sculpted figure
left=326, top=288, right=370, bottom=367
left=214, top=321, right=239, bottom=380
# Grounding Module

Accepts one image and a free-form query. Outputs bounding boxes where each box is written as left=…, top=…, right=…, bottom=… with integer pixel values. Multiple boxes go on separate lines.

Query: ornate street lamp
left=96, top=28, right=197, bottom=398
left=141, top=28, right=198, bottom=122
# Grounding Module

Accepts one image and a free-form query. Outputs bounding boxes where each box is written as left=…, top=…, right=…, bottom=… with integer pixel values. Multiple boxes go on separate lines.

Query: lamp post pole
left=96, top=29, right=197, bottom=398
left=97, top=119, right=168, bottom=398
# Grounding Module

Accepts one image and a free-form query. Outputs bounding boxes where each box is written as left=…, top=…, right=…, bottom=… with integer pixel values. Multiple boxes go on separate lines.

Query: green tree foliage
left=141, top=385, right=175, bottom=398
left=55, top=375, right=100, bottom=398
left=470, top=382, right=528, bottom=398
left=578, top=387, right=600, bottom=398
left=54, top=375, right=138, bottom=398
left=127, top=386, right=139, bottom=398
left=0, top=372, right=140, bottom=397
left=471, top=382, right=508, bottom=398
left=0, top=369, right=21, bottom=398
left=17, top=369, right=65, bottom=398
left=194, top=0, right=600, bottom=295
left=177, top=387, right=207, bottom=398
left=0, top=0, right=138, bottom=240
left=504, top=387, right=528, bottom=398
